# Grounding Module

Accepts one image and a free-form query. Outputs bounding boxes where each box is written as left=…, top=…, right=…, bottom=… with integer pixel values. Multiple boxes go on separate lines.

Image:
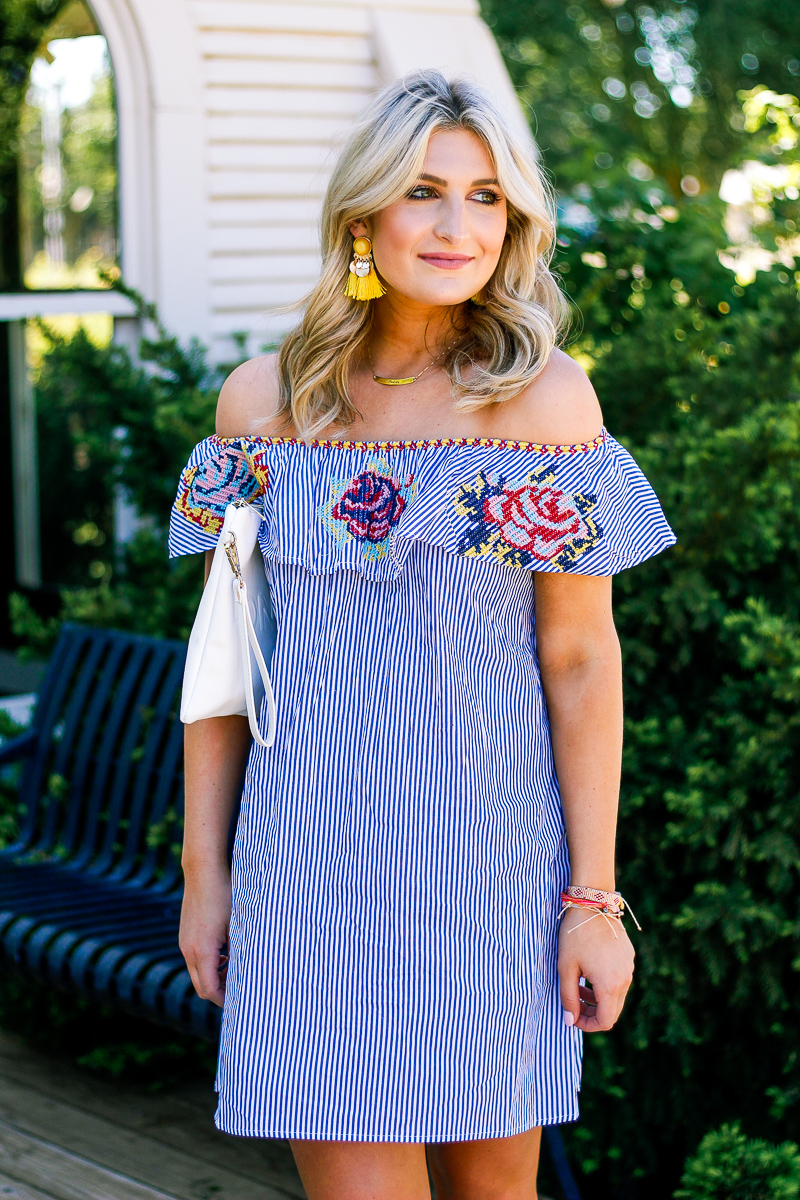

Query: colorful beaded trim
left=208, top=430, right=607, bottom=455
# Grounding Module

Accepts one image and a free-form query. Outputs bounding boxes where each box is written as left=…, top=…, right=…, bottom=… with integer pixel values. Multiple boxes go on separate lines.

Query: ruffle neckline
left=168, top=430, right=676, bottom=582
left=210, top=429, right=608, bottom=455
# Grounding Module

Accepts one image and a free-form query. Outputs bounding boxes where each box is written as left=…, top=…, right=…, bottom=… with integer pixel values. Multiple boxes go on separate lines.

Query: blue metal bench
left=0, top=621, right=582, bottom=1199
left=0, top=623, right=219, bottom=1039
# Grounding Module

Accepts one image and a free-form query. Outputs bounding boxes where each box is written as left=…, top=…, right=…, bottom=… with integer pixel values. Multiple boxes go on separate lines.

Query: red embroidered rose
left=332, top=470, right=407, bottom=543
left=483, top=483, right=585, bottom=560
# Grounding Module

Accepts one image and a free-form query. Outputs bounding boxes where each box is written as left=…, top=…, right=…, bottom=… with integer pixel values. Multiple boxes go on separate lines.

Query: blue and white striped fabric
left=170, top=429, right=675, bottom=1141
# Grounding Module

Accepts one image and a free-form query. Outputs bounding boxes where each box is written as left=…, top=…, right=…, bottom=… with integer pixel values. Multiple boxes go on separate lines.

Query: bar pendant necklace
left=368, top=345, right=446, bottom=386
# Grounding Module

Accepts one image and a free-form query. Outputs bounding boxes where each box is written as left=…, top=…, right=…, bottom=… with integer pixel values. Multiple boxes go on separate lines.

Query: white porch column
left=8, top=320, right=41, bottom=589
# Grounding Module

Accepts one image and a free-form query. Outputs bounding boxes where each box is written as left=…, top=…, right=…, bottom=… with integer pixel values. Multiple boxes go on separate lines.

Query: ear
left=348, top=218, right=369, bottom=239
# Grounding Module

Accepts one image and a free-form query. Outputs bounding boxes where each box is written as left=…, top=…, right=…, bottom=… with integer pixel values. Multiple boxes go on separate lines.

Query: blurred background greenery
left=1, top=1, right=800, bottom=1197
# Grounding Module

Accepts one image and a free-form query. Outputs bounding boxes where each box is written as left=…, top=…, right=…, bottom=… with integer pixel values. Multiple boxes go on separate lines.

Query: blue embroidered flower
left=454, top=468, right=601, bottom=571
left=319, top=461, right=417, bottom=561
left=175, top=443, right=262, bottom=535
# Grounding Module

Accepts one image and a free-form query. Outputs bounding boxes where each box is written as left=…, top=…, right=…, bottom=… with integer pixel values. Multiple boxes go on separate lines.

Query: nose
left=433, top=193, right=470, bottom=246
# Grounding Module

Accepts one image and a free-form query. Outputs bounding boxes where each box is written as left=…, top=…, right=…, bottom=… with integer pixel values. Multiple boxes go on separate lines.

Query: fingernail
left=563, top=1010, right=575, bottom=1027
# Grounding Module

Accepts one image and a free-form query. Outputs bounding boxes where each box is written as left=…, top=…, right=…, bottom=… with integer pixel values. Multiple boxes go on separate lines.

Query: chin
left=389, top=280, right=477, bottom=306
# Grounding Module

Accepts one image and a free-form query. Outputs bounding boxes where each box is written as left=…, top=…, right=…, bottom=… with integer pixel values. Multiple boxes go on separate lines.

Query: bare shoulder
left=499, top=348, right=603, bottom=446
left=215, top=353, right=285, bottom=438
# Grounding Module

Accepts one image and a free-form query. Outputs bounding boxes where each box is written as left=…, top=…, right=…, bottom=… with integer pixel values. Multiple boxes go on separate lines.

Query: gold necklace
left=367, top=344, right=447, bottom=386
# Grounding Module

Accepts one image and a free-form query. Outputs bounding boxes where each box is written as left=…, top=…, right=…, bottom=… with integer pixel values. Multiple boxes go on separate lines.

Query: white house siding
left=189, top=0, right=527, bottom=360
left=194, top=2, right=378, bottom=356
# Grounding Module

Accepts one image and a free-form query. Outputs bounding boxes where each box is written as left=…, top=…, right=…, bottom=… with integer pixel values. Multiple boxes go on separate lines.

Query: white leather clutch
left=180, top=499, right=277, bottom=748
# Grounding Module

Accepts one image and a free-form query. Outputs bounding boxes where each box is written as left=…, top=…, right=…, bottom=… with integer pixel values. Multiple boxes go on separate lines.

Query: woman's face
left=356, top=129, right=508, bottom=307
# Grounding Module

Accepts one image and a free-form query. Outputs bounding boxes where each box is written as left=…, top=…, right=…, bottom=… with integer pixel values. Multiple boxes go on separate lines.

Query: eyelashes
left=473, top=190, right=503, bottom=206
left=406, top=185, right=503, bottom=206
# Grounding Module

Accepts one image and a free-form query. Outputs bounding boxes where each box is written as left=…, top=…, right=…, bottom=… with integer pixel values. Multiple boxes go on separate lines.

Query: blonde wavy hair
left=277, top=69, right=570, bottom=438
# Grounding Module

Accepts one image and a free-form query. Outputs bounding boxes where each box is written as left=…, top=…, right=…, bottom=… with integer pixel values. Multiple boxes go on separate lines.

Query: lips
left=419, top=254, right=474, bottom=270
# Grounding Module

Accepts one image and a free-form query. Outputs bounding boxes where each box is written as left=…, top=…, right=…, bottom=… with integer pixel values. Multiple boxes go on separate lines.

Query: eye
left=407, top=185, right=438, bottom=200
left=472, top=189, right=502, bottom=206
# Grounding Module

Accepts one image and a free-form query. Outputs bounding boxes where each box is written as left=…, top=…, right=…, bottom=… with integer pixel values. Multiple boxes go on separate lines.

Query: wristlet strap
left=233, top=575, right=276, bottom=747
left=223, top=523, right=276, bottom=748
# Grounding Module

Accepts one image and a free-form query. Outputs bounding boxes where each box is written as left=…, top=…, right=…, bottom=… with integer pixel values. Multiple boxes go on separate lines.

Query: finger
left=198, top=950, right=227, bottom=1006
left=576, top=985, right=624, bottom=1033
left=615, top=978, right=632, bottom=1018
left=186, top=947, right=227, bottom=1007
left=558, top=964, right=581, bottom=1028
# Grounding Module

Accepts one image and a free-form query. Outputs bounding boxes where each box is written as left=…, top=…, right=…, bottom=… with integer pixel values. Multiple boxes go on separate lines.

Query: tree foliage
left=19, top=56, right=118, bottom=283
left=558, top=209, right=800, bottom=1198
left=22, top=285, right=225, bottom=644
left=675, top=1124, right=800, bottom=1200
left=481, top=0, right=800, bottom=199
left=0, top=0, right=65, bottom=288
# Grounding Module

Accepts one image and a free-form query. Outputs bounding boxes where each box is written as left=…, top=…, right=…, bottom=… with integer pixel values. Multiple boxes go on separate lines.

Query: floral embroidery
left=454, top=468, right=601, bottom=571
left=248, top=447, right=270, bottom=496
left=318, top=460, right=417, bottom=561
left=175, top=445, right=263, bottom=536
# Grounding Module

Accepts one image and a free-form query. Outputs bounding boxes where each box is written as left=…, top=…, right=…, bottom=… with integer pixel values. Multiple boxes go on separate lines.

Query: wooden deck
left=0, top=1030, right=558, bottom=1199
left=0, top=1029, right=304, bottom=1200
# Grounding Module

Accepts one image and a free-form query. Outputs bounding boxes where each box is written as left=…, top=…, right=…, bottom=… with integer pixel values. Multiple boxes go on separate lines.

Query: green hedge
left=676, top=1125, right=800, bottom=1200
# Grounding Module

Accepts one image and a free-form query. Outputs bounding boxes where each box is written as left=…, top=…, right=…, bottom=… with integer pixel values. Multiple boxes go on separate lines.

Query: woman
left=172, top=71, right=675, bottom=1200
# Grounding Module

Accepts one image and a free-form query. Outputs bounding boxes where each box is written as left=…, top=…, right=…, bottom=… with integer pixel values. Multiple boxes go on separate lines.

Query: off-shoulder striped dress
left=169, top=429, right=675, bottom=1142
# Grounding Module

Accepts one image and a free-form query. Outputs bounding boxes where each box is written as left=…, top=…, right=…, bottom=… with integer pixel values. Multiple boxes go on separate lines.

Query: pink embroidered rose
left=332, top=470, right=407, bottom=543
left=482, top=483, right=585, bottom=560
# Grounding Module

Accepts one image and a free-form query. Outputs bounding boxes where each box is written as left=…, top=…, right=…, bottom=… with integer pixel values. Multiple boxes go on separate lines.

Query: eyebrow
left=418, top=173, right=500, bottom=188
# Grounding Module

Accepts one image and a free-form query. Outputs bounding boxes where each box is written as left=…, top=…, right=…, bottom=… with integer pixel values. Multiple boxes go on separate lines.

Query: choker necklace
left=367, top=344, right=447, bottom=386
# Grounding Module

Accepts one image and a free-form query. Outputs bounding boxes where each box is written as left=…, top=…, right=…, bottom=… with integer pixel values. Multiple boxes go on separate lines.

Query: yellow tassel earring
left=344, top=235, right=386, bottom=301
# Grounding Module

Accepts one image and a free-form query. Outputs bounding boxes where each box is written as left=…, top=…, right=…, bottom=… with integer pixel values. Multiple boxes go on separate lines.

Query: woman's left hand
left=557, top=906, right=635, bottom=1033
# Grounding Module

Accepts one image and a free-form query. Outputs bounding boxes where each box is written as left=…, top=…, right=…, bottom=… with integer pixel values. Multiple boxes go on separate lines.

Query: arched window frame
left=89, top=0, right=208, bottom=341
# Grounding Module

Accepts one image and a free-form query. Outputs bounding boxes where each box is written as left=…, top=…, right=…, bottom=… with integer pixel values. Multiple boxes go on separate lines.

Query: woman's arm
left=180, top=716, right=252, bottom=1006
left=180, top=362, right=282, bottom=1005
left=534, top=571, right=635, bottom=1033
left=179, top=548, right=253, bottom=1006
